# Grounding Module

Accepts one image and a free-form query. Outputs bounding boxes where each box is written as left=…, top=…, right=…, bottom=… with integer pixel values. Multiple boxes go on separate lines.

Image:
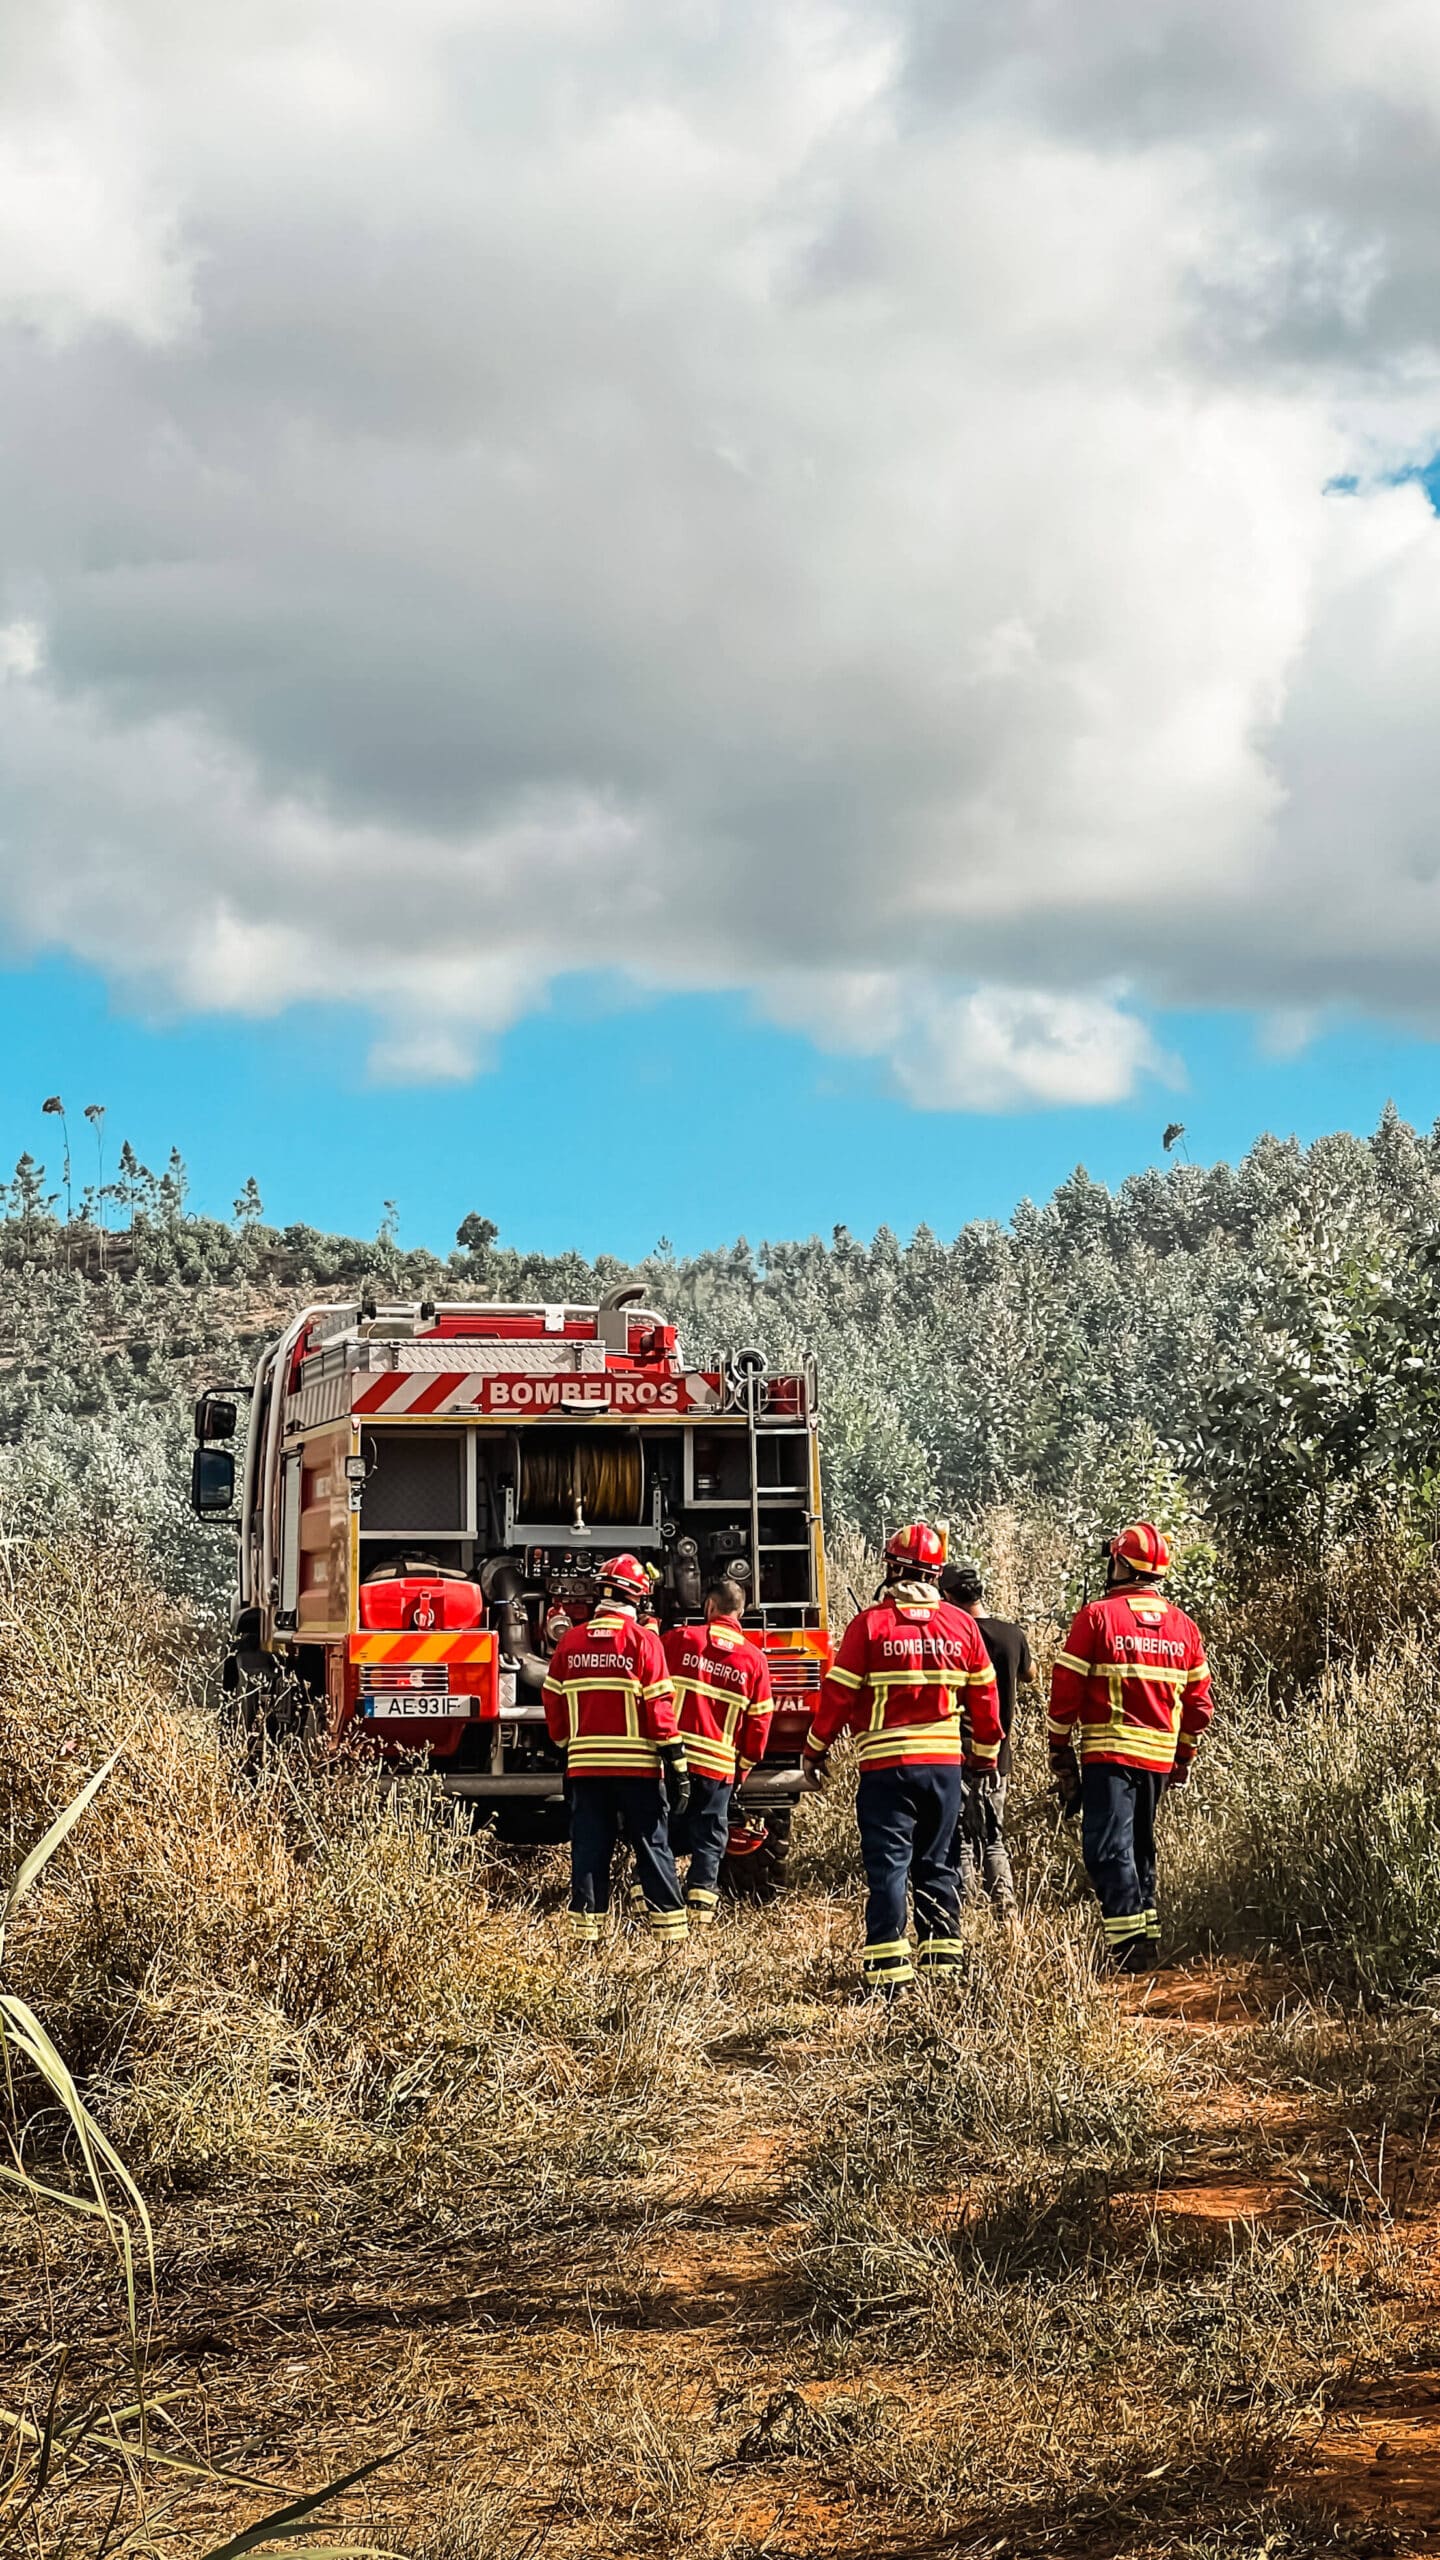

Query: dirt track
left=9, top=1945, right=1440, bottom=2558
left=1131, top=1967, right=1440, bottom=2558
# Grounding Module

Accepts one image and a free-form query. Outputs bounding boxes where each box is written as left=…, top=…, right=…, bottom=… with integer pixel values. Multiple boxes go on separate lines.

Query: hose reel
left=515, top=1433, right=645, bottom=1533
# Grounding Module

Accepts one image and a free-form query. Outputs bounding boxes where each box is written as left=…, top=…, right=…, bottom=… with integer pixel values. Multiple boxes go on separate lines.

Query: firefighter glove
left=1167, top=1757, right=1193, bottom=1791
left=1050, top=1746, right=1082, bottom=1814
left=660, top=1741, right=690, bottom=1818
left=800, top=1752, right=830, bottom=1793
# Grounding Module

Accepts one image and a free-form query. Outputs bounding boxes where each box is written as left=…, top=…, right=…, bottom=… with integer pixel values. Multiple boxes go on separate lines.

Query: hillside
left=7, top=1104, right=1440, bottom=1630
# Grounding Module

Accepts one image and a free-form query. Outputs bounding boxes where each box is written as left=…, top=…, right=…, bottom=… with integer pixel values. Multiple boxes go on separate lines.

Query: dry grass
left=771, top=1912, right=1399, bottom=2549
left=1161, top=1641, right=1440, bottom=1993
left=0, top=1534, right=1422, bottom=2558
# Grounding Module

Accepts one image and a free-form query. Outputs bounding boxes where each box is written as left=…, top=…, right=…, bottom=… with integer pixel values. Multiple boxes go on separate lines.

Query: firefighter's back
left=1058, top=1585, right=1207, bottom=1771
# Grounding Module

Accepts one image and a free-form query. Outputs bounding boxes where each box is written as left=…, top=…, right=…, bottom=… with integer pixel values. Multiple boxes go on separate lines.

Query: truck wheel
left=227, top=1672, right=326, bottom=1778
left=720, top=1806, right=793, bottom=1904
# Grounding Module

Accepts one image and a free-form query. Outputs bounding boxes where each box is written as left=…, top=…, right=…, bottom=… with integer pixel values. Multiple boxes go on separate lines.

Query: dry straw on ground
left=0, top=1537, right=1431, bottom=2558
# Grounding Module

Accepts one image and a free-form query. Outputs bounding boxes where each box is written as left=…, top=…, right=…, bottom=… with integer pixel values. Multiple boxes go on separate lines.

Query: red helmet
left=885, top=1521, right=948, bottom=1574
left=1111, top=1521, right=1170, bottom=1575
left=599, top=1553, right=650, bottom=1603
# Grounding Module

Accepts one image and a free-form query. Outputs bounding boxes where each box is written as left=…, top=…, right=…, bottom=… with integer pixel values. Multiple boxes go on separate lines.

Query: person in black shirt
left=941, top=1558, right=1034, bottom=1919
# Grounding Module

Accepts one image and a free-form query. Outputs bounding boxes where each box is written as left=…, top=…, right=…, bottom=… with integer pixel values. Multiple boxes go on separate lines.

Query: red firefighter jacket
left=543, top=1606, right=678, bottom=1779
left=1048, top=1586, right=1212, bottom=1774
left=804, top=1584, right=1003, bottom=1773
left=662, top=1616, right=773, bottom=1783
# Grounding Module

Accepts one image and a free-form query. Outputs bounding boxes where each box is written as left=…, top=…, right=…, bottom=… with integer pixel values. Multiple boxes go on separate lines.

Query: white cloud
left=0, top=6, right=192, bottom=345
left=2, top=1, right=1440, bottom=1099
left=767, top=972, right=1168, bottom=1109
left=0, top=623, right=43, bottom=679
left=895, top=991, right=1168, bottom=1114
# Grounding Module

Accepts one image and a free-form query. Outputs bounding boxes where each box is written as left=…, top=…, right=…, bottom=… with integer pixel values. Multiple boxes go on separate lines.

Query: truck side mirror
left=191, top=1446, right=236, bottom=1516
left=195, top=1392, right=239, bottom=1442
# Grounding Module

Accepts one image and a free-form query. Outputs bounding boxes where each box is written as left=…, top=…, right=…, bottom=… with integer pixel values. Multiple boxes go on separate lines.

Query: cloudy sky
left=4, top=0, right=1440, bottom=1249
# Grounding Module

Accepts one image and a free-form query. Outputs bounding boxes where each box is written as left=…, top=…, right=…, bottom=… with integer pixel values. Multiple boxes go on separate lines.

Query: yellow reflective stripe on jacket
left=567, top=1737, right=662, bottom=1769
left=1070, top=1723, right=1183, bottom=1767
left=826, top=1664, right=864, bottom=1692
left=673, top=1673, right=745, bottom=1774
left=864, top=1672, right=961, bottom=1734
left=684, top=1732, right=740, bottom=1779
left=553, top=1673, right=644, bottom=1744
left=864, top=1671, right=961, bottom=1690
left=856, top=1720, right=963, bottom=1766
left=674, top=1675, right=745, bottom=1732
left=1058, top=1656, right=1188, bottom=1685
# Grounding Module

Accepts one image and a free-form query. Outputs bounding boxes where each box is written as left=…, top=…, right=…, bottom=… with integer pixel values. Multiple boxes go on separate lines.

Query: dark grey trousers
left=957, top=1775, right=1017, bottom=1911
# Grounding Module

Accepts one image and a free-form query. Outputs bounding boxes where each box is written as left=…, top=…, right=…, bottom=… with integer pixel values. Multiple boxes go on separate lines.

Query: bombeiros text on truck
left=190, top=1286, right=830, bottom=1895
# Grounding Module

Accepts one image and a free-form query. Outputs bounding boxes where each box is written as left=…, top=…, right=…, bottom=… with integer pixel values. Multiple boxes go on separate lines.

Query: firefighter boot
left=859, top=1938, right=914, bottom=1998
left=1101, top=1912, right=1154, bottom=1972
left=915, top=1936, right=964, bottom=1980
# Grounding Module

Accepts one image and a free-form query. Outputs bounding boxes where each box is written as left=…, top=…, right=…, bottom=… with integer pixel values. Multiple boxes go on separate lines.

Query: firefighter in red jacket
left=543, top=1554, right=691, bottom=1947
left=1049, top=1521, right=1213, bottom=1971
left=663, top=1576, right=773, bottom=1927
left=802, top=1522, right=1003, bottom=1995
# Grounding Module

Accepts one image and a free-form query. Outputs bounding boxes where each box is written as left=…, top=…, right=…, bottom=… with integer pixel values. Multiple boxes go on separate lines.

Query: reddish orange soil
left=1120, top=1961, right=1440, bottom=2556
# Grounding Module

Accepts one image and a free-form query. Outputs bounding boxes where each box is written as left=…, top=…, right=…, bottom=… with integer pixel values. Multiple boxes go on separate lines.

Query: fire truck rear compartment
left=355, top=1422, right=816, bottom=1617
left=345, top=1418, right=818, bottom=1817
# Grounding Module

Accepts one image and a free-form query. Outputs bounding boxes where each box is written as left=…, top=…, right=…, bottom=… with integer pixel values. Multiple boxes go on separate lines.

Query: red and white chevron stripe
left=352, top=1369, right=489, bottom=1416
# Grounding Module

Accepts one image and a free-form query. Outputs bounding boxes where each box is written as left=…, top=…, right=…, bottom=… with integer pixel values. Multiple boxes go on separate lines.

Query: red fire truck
left=191, top=1287, right=829, bottom=1893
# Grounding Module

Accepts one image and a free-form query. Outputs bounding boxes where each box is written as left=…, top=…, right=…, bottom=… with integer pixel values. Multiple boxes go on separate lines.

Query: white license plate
left=362, top=1696, right=472, bottom=1720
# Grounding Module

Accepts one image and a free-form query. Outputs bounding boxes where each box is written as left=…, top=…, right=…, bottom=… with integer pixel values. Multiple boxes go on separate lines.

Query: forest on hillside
left=4, top=1102, right=1440, bottom=1643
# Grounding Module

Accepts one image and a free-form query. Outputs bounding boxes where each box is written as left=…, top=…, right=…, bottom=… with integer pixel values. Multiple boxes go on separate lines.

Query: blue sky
left=2, top=958, right=1434, bottom=1262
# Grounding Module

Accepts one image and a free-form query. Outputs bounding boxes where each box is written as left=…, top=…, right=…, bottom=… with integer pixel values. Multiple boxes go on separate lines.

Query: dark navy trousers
left=855, top=1763, right=963, bottom=1987
left=1080, top=1763, right=1162, bottom=1965
left=670, top=1769, right=734, bottom=1916
left=568, top=1776, right=686, bottom=1943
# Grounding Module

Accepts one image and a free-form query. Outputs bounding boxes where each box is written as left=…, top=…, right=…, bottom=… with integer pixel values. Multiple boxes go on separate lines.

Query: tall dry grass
left=0, top=1526, right=1425, bottom=2557
left=1162, top=1640, right=1440, bottom=1993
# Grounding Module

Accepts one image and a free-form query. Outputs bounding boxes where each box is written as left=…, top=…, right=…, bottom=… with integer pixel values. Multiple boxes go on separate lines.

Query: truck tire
left=226, top=1667, right=326, bottom=1778
left=720, top=1805, right=793, bottom=1904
